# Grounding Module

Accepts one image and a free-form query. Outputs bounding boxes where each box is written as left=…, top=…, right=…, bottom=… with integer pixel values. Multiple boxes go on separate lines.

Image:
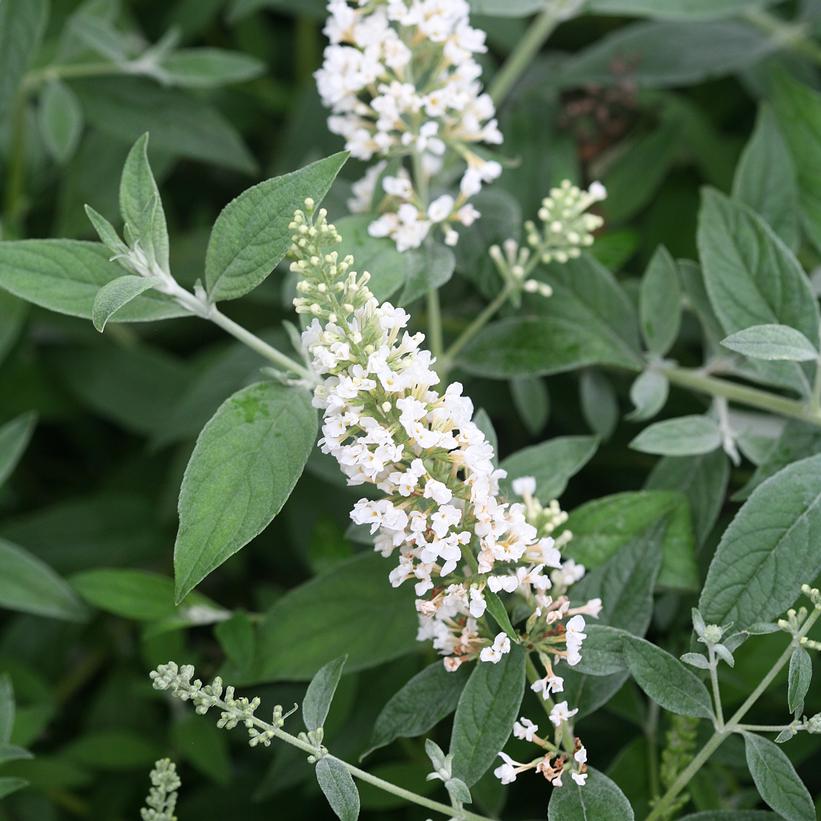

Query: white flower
left=565, top=614, right=587, bottom=666
left=480, top=632, right=511, bottom=663
left=493, top=752, right=518, bottom=785
left=427, top=194, right=455, bottom=223
left=511, top=476, right=537, bottom=497
left=530, top=672, right=564, bottom=699
left=424, top=479, right=452, bottom=505
left=513, top=717, right=539, bottom=742
left=549, top=701, right=579, bottom=727
left=574, top=745, right=587, bottom=765
left=572, top=772, right=588, bottom=786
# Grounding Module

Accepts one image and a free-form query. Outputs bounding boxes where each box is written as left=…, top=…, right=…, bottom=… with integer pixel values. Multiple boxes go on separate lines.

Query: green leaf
left=175, top=381, right=317, bottom=601
left=0, top=674, right=13, bottom=744
left=500, top=435, right=598, bottom=503
left=335, top=214, right=410, bottom=303
left=721, top=324, right=818, bottom=362
left=587, top=0, right=774, bottom=18
left=640, top=246, right=680, bottom=355
left=646, top=451, right=729, bottom=545
left=560, top=21, right=777, bottom=89
left=171, top=714, right=231, bottom=785
left=399, top=241, right=455, bottom=306
left=630, top=415, right=721, bottom=456
left=256, top=553, right=418, bottom=681
left=697, top=188, right=819, bottom=394
left=92, top=275, right=158, bottom=332
left=0, top=0, right=48, bottom=121
left=156, top=48, right=265, bottom=88
left=366, top=662, right=469, bottom=757
left=699, top=453, right=821, bottom=630
left=562, top=490, right=697, bottom=590
left=119, top=133, right=169, bottom=273
left=571, top=624, right=630, bottom=677
left=74, top=77, right=256, bottom=174
left=70, top=569, right=220, bottom=622
left=449, top=645, right=525, bottom=786
left=459, top=255, right=642, bottom=378
left=0, top=292, right=28, bottom=367
left=572, top=521, right=663, bottom=635
left=732, top=105, right=799, bottom=249
left=787, top=647, right=812, bottom=715
left=0, top=240, right=185, bottom=322
left=510, top=376, right=549, bottom=436
left=743, top=732, right=814, bottom=821
left=205, top=152, right=348, bottom=301
left=623, top=636, right=713, bottom=718
left=679, top=811, right=780, bottom=820
left=548, top=768, right=634, bottom=821
left=316, top=757, right=360, bottom=821
left=580, top=369, right=619, bottom=439
left=38, top=80, right=83, bottom=163
left=483, top=589, right=518, bottom=641
left=63, top=730, right=161, bottom=771
left=303, top=656, right=347, bottom=732
left=0, top=538, right=87, bottom=622
left=0, top=745, right=32, bottom=766
left=0, top=778, right=29, bottom=800
left=628, top=370, right=669, bottom=422
left=770, top=71, right=821, bottom=254
left=0, top=411, right=36, bottom=487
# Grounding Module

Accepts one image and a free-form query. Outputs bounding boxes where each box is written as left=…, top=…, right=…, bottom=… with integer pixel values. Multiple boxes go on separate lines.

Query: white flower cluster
left=290, top=202, right=599, bottom=686
left=315, top=0, right=503, bottom=250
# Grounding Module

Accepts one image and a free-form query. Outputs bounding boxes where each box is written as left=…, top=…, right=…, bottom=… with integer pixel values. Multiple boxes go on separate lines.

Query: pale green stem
left=811, top=355, right=821, bottom=414
left=208, top=307, right=314, bottom=382
left=646, top=700, right=660, bottom=801
left=707, top=645, right=724, bottom=731
left=743, top=8, right=821, bottom=66
left=219, top=704, right=495, bottom=821
left=660, top=365, right=821, bottom=427
left=23, top=61, right=131, bottom=91
left=648, top=609, right=821, bottom=821
left=734, top=723, right=793, bottom=733
left=489, top=7, right=560, bottom=105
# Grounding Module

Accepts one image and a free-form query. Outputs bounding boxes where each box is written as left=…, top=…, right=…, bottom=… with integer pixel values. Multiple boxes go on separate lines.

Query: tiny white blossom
left=513, top=716, right=539, bottom=742
left=480, top=632, right=511, bottom=663
left=493, top=752, right=518, bottom=785
left=549, top=701, right=579, bottom=727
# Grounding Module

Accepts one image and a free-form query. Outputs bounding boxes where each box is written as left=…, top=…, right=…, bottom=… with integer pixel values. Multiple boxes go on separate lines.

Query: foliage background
left=1, top=0, right=820, bottom=818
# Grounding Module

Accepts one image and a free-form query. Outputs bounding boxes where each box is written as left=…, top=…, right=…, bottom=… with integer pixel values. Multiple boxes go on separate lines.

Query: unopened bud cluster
left=525, top=180, right=606, bottom=265
left=140, top=758, right=180, bottom=821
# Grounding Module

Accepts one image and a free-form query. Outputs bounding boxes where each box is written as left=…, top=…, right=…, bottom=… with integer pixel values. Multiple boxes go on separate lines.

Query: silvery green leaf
left=631, top=415, right=721, bottom=456
left=399, top=240, right=455, bottom=306
left=548, top=768, right=634, bottom=821
left=698, top=189, right=819, bottom=395
left=365, top=662, right=469, bottom=757
left=692, top=608, right=706, bottom=636
left=68, top=15, right=135, bottom=62
left=771, top=72, right=821, bottom=255
left=570, top=624, right=629, bottom=676
left=0, top=0, right=48, bottom=121
left=500, top=435, right=598, bottom=503
left=787, top=647, right=812, bottom=715
left=84, top=205, right=129, bottom=257
left=713, top=644, right=734, bottom=667
left=699, top=454, right=821, bottom=630
left=580, top=369, right=619, bottom=439
left=681, top=652, right=710, bottom=670
left=586, top=0, right=774, bottom=19
left=92, top=275, right=159, bottom=332
left=205, top=152, right=348, bottom=302
left=0, top=778, right=28, bottom=800
left=445, top=777, right=471, bottom=805
left=0, top=744, right=32, bottom=765
left=424, top=738, right=449, bottom=775
left=315, top=757, right=359, bottom=821
left=156, top=49, right=265, bottom=88
left=747, top=622, right=780, bottom=635
left=627, top=369, right=669, bottom=421
left=510, top=376, right=549, bottom=436
left=0, top=538, right=88, bottom=622
left=449, top=644, right=525, bottom=786
left=722, top=631, right=749, bottom=652
left=639, top=246, right=680, bottom=355
left=0, top=674, right=13, bottom=743
left=744, top=732, right=814, bottom=821
left=623, top=636, right=714, bottom=718
left=38, top=80, right=83, bottom=163
left=174, top=382, right=317, bottom=601
left=0, top=411, right=36, bottom=488
left=721, top=324, right=818, bottom=363
left=775, top=727, right=797, bottom=744
left=732, top=105, right=799, bottom=250
left=119, top=133, right=169, bottom=273
left=303, top=655, right=347, bottom=732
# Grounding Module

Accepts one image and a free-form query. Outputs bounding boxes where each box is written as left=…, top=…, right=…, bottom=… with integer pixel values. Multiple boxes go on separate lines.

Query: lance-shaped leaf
left=548, top=768, right=634, bottom=821
left=316, top=757, right=359, bottom=821
left=303, top=656, right=347, bottom=731
left=0, top=412, right=36, bottom=487
left=721, top=324, right=818, bottom=363
left=205, top=152, right=348, bottom=302
left=630, top=415, right=721, bottom=457
left=174, top=382, right=317, bottom=601
left=92, top=275, right=159, bottom=332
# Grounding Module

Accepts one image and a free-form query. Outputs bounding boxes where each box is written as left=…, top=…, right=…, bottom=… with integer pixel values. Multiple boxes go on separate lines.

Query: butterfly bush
left=315, top=0, right=502, bottom=250
left=289, top=201, right=602, bottom=789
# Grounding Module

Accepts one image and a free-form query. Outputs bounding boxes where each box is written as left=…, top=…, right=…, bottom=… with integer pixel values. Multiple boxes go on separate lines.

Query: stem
left=646, top=700, right=660, bottom=801
left=208, top=307, right=314, bottom=381
left=489, top=7, right=559, bottom=105
left=707, top=646, right=724, bottom=731
left=23, top=61, right=131, bottom=91
left=525, top=653, right=556, bottom=716
left=661, top=366, right=821, bottom=427
left=649, top=608, right=821, bottom=820
left=743, top=8, right=821, bottom=66
left=439, top=282, right=514, bottom=378
left=734, top=723, right=793, bottom=733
